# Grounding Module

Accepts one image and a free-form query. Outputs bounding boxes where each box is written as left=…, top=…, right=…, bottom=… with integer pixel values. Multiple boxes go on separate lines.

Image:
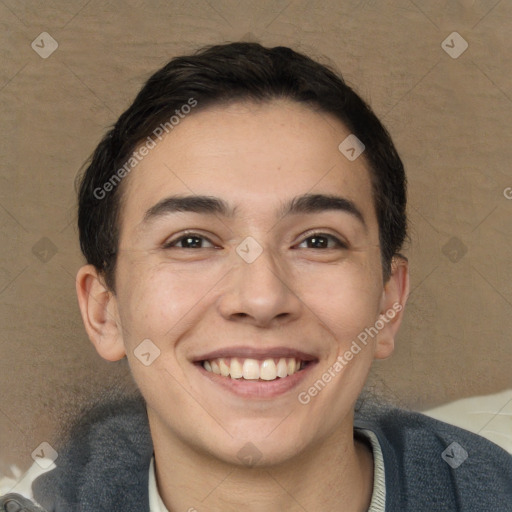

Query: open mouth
left=200, top=357, right=309, bottom=381
left=192, top=347, right=318, bottom=398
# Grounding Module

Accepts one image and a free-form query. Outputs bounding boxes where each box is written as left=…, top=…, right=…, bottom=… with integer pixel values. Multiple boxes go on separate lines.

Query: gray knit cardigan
left=1, top=395, right=511, bottom=511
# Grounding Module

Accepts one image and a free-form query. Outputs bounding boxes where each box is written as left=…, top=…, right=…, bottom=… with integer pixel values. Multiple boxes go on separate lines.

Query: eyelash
left=297, top=231, right=348, bottom=250
left=163, top=231, right=348, bottom=250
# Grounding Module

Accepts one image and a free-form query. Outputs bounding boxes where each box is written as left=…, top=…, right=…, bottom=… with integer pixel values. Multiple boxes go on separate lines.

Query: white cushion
left=423, top=389, right=512, bottom=454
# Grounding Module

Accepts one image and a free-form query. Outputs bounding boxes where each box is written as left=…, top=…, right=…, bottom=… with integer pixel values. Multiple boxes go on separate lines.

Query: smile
left=202, top=357, right=307, bottom=381
left=194, top=346, right=318, bottom=398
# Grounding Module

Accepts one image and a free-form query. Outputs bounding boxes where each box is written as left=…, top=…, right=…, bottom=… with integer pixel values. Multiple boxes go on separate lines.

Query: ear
left=76, top=264, right=126, bottom=361
left=374, top=255, right=410, bottom=360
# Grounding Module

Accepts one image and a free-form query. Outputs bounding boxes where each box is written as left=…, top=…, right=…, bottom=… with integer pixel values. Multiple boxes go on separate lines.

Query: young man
left=2, top=42, right=511, bottom=511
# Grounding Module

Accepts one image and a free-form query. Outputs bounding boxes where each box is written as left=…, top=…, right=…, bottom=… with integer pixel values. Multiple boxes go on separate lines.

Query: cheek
left=116, top=266, right=200, bottom=403
left=115, top=261, right=220, bottom=347
left=293, top=258, right=382, bottom=342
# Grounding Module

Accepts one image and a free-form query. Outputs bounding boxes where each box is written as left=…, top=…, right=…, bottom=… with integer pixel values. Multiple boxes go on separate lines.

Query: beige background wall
left=1, top=0, right=511, bottom=473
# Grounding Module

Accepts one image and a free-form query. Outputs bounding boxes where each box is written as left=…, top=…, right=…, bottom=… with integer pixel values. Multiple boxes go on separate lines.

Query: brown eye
left=297, top=233, right=347, bottom=249
left=163, top=233, right=216, bottom=249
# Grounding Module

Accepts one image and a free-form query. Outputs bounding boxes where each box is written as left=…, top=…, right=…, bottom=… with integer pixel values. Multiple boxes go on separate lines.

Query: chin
left=196, top=421, right=316, bottom=469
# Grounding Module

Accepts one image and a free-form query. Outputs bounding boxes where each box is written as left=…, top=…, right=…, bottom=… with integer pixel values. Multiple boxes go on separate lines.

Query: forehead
left=119, top=99, right=376, bottom=232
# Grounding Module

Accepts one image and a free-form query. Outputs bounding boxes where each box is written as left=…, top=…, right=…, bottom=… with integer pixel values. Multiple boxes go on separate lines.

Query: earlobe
left=76, top=265, right=126, bottom=361
left=374, top=255, right=410, bottom=360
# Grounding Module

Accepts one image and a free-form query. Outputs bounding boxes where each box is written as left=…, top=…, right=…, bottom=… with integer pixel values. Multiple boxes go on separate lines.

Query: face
left=78, top=99, right=407, bottom=467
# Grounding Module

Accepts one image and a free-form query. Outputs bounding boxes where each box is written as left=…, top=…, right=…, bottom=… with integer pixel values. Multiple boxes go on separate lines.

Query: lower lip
left=195, top=362, right=317, bottom=399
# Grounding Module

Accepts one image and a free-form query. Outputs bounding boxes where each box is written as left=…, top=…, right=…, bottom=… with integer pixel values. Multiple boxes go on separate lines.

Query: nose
left=217, top=244, right=303, bottom=328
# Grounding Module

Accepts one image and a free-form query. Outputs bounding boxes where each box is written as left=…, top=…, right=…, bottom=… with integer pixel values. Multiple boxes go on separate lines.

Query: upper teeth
left=202, top=357, right=304, bottom=380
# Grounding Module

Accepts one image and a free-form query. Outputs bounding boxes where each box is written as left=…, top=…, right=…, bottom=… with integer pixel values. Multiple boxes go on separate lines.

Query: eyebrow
left=142, top=193, right=366, bottom=228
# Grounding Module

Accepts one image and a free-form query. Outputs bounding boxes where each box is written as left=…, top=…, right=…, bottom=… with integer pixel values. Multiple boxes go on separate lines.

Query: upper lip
left=193, top=346, right=318, bottom=362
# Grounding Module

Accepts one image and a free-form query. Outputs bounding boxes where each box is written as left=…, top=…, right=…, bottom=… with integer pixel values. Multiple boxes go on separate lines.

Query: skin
left=76, top=99, right=409, bottom=512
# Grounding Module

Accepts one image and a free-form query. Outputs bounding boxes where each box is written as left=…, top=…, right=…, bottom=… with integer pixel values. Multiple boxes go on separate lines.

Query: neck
left=151, top=414, right=374, bottom=512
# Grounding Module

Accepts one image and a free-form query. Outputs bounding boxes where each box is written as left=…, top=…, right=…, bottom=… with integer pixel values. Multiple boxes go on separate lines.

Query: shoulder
left=30, top=394, right=153, bottom=511
left=354, top=400, right=512, bottom=510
